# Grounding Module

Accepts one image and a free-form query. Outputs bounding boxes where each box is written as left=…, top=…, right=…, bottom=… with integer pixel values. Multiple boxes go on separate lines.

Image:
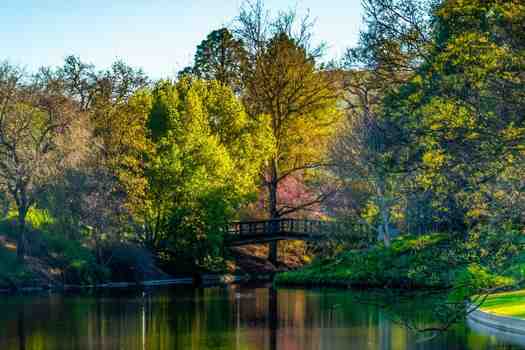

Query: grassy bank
left=0, top=208, right=171, bottom=290
left=0, top=207, right=306, bottom=291
left=478, top=290, right=525, bottom=318
left=275, top=233, right=518, bottom=291
left=276, top=234, right=458, bottom=289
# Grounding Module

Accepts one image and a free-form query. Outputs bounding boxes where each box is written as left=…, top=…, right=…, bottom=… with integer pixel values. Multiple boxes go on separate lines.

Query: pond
left=0, top=284, right=523, bottom=350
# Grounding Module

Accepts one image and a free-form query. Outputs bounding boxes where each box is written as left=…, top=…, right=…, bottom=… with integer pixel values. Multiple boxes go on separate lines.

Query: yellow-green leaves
left=140, top=78, right=272, bottom=259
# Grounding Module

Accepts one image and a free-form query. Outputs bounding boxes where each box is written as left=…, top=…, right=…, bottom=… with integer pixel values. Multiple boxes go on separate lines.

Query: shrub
left=41, top=232, right=109, bottom=284
left=0, top=246, right=32, bottom=288
left=102, top=243, right=161, bottom=281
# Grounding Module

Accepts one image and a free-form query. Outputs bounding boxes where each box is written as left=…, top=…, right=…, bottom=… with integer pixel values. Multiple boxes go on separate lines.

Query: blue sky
left=1, top=0, right=363, bottom=79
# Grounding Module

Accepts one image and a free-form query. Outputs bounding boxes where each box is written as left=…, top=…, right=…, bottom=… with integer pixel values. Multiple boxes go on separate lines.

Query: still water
left=0, top=284, right=523, bottom=350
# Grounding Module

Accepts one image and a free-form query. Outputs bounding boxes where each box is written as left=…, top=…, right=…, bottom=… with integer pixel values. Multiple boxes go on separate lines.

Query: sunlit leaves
left=141, top=78, right=272, bottom=263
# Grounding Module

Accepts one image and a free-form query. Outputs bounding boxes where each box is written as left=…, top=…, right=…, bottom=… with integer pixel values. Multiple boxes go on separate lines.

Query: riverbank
left=0, top=273, right=256, bottom=293
left=468, top=290, right=525, bottom=347
left=468, top=307, right=525, bottom=335
left=275, top=234, right=517, bottom=292
left=0, top=234, right=306, bottom=293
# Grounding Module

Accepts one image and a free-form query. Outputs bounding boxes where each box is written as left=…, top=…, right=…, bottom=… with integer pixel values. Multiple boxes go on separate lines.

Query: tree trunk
left=268, top=238, right=278, bottom=265
left=16, top=206, right=28, bottom=262
left=268, top=159, right=279, bottom=265
left=377, top=181, right=391, bottom=247
left=380, top=199, right=391, bottom=247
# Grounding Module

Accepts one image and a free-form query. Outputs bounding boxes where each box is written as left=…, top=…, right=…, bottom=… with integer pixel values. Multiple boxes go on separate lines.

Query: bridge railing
left=228, top=218, right=336, bottom=237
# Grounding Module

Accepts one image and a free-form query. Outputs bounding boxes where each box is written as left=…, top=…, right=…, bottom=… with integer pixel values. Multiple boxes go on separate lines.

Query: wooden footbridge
left=226, top=218, right=340, bottom=264
left=226, top=218, right=336, bottom=246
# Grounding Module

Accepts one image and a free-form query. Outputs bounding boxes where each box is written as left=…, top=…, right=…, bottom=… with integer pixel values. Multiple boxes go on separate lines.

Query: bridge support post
left=268, top=241, right=278, bottom=265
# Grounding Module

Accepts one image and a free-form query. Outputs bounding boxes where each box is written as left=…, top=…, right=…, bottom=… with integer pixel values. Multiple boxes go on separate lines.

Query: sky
left=1, top=0, right=364, bottom=79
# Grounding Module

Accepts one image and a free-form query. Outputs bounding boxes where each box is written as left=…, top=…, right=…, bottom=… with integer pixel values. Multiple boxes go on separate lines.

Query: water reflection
left=0, top=285, right=523, bottom=350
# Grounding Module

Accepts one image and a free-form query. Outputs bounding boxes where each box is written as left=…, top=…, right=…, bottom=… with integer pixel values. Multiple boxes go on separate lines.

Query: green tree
left=236, top=3, right=342, bottom=261
left=0, top=63, right=83, bottom=260
left=143, top=78, right=271, bottom=268
left=395, top=0, right=524, bottom=232
left=183, top=28, right=247, bottom=91
left=349, top=0, right=525, bottom=235
left=332, top=68, right=403, bottom=246
left=37, top=57, right=153, bottom=248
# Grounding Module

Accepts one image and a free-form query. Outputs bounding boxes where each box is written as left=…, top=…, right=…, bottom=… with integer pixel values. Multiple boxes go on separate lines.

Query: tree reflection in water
left=0, top=286, right=522, bottom=350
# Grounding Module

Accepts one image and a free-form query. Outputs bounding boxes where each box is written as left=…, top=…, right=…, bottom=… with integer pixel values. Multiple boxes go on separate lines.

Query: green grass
left=479, top=290, right=525, bottom=318
left=276, top=233, right=463, bottom=289
left=276, top=233, right=517, bottom=292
